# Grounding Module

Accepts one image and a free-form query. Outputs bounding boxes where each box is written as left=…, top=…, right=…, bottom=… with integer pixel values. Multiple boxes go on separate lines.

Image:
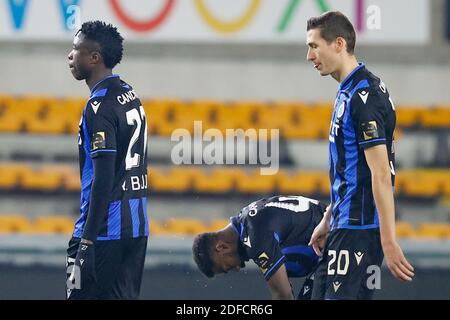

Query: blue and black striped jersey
left=328, top=63, right=396, bottom=230
left=73, top=74, right=149, bottom=240
left=231, top=195, right=326, bottom=280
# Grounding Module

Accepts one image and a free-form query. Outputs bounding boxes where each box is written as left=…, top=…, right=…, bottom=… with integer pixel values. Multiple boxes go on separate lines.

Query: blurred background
left=0, top=0, right=449, bottom=299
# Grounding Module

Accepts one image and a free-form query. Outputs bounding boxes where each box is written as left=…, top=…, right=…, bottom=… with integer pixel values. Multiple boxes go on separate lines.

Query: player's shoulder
left=350, top=69, right=390, bottom=108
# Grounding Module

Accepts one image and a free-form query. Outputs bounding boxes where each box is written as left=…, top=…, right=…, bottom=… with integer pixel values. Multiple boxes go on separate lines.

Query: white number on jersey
left=125, top=106, right=147, bottom=171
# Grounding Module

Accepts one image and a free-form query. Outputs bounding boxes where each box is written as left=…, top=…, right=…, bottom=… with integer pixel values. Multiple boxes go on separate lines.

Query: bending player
left=192, top=195, right=328, bottom=300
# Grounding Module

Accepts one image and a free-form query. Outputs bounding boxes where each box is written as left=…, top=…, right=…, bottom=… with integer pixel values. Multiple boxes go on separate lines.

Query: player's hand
left=74, top=240, right=96, bottom=288
left=308, top=218, right=330, bottom=256
left=382, top=241, right=414, bottom=282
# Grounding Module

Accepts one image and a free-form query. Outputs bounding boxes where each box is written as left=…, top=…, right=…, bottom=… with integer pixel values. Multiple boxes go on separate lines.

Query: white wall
left=1, top=50, right=450, bottom=106
left=0, top=0, right=449, bottom=105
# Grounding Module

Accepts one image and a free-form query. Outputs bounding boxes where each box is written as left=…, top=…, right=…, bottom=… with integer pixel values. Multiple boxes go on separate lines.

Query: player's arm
left=82, top=101, right=118, bottom=243
left=352, top=87, right=414, bottom=282
left=308, top=203, right=332, bottom=255
left=82, top=153, right=116, bottom=242
left=267, top=264, right=294, bottom=300
left=251, top=224, right=292, bottom=299
left=364, top=146, right=414, bottom=281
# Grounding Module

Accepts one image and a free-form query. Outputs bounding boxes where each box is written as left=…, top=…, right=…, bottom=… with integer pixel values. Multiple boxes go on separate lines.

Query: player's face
left=68, top=33, right=94, bottom=80
left=306, top=28, right=340, bottom=76
left=212, top=252, right=245, bottom=275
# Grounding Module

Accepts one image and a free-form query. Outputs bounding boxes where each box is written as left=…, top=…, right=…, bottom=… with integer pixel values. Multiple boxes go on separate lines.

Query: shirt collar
left=90, top=74, right=120, bottom=96
left=339, top=62, right=365, bottom=91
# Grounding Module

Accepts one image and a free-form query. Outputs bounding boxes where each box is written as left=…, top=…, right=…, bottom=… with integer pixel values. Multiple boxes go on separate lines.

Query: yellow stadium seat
left=272, top=102, right=321, bottom=139
left=149, top=99, right=190, bottom=136
left=395, top=106, right=423, bottom=128
left=206, top=219, right=230, bottom=232
left=148, top=167, right=199, bottom=193
left=277, top=170, right=329, bottom=195
left=276, top=170, right=316, bottom=194
left=65, top=98, right=87, bottom=134
left=444, top=178, right=450, bottom=197
left=173, top=100, right=215, bottom=133
left=20, top=166, right=63, bottom=191
left=193, top=168, right=236, bottom=193
left=235, top=169, right=276, bottom=193
left=0, top=215, right=33, bottom=233
left=149, top=219, right=172, bottom=236
left=258, top=104, right=281, bottom=130
left=62, top=169, right=81, bottom=192
left=420, top=107, right=450, bottom=128
left=41, top=165, right=80, bottom=192
left=32, top=216, right=74, bottom=234
left=416, top=223, right=450, bottom=239
left=310, top=102, right=333, bottom=138
left=143, top=99, right=168, bottom=135
left=24, top=99, right=69, bottom=134
left=231, top=101, right=265, bottom=130
left=396, top=170, right=441, bottom=198
left=0, top=164, right=31, bottom=189
left=395, top=222, right=417, bottom=238
left=164, top=218, right=208, bottom=235
left=210, top=102, right=238, bottom=132
left=0, top=98, right=26, bottom=132
left=316, top=172, right=331, bottom=196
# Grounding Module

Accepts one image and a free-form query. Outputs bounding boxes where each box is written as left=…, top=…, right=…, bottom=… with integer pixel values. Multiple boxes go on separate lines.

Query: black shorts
left=311, top=228, right=384, bottom=300
left=65, top=236, right=148, bottom=300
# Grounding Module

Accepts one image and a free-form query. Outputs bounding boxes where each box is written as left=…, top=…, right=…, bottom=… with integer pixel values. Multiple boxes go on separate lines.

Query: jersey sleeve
left=246, top=217, right=285, bottom=281
left=84, top=98, right=118, bottom=158
left=350, top=87, right=389, bottom=149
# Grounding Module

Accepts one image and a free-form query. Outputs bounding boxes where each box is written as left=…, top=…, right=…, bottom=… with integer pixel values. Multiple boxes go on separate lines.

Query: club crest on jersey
left=362, top=121, right=379, bottom=140
left=91, top=131, right=106, bottom=151
left=337, top=101, right=346, bottom=119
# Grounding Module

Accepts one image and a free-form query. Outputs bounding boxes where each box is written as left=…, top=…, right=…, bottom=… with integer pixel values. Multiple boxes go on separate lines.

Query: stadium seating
left=0, top=214, right=449, bottom=239
left=0, top=163, right=449, bottom=199
left=0, top=95, right=448, bottom=138
left=0, top=215, right=34, bottom=233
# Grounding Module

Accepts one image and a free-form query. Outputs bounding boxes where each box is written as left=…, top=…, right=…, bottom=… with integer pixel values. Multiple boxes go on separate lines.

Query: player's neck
left=86, top=68, right=113, bottom=92
left=333, top=56, right=359, bottom=83
left=221, top=224, right=239, bottom=242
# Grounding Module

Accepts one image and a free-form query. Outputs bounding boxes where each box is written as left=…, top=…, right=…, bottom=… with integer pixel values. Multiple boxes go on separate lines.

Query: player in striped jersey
left=193, top=195, right=327, bottom=300
left=306, top=11, right=414, bottom=300
left=66, top=21, right=148, bottom=299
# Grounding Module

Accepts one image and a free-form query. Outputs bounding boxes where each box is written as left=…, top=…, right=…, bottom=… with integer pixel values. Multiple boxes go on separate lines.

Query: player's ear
left=90, top=51, right=102, bottom=65
left=214, top=239, right=226, bottom=252
left=215, top=239, right=234, bottom=254
left=335, top=36, right=345, bottom=53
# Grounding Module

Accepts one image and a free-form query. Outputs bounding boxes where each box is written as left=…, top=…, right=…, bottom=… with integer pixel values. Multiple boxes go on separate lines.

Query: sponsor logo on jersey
left=354, top=251, right=364, bottom=266
left=91, top=131, right=106, bottom=150
left=362, top=121, right=379, bottom=140
left=256, top=252, right=270, bottom=273
left=243, top=236, right=252, bottom=248
left=90, top=101, right=101, bottom=114
left=358, top=90, right=369, bottom=104
left=333, top=281, right=341, bottom=292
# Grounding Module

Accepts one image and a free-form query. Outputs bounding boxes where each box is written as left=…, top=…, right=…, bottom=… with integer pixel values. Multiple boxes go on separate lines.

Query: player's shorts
left=311, top=228, right=384, bottom=300
left=296, top=272, right=315, bottom=300
left=65, top=236, right=148, bottom=300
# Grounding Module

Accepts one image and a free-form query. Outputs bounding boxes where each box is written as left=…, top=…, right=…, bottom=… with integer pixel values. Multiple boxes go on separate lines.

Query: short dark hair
left=307, top=11, right=356, bottom=54
left=77, top=20, right=124, bottom=69
left=192, top=233, right=216, bottom=278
